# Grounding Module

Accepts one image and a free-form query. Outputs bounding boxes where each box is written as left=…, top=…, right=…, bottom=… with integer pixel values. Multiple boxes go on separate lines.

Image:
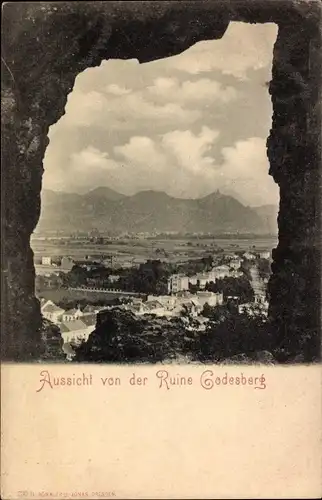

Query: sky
left=43, top=21, right=279, bottom=207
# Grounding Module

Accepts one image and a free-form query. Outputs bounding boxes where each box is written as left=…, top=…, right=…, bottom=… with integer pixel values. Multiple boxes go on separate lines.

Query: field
left=31, top=236, right=278, bottom=266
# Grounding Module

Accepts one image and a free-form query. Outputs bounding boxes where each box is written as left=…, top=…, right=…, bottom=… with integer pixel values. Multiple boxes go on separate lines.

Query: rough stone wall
left=1, top=1, right=321, bottom=361
left=267, top=10, right=321, bottom=361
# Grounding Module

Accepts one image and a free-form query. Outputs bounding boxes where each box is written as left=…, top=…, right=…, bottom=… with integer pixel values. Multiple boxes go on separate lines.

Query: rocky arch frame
left=1, top=1, right=321, bottom=362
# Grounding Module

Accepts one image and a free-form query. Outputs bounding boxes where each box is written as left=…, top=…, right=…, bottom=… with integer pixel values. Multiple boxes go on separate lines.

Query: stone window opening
left=2, top=2, right=321, bottom=363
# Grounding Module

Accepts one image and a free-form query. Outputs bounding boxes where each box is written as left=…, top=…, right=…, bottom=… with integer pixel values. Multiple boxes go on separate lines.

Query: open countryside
left=33, top=224, right=278, bottom=363
left=32, top=234, right=277, bottom=270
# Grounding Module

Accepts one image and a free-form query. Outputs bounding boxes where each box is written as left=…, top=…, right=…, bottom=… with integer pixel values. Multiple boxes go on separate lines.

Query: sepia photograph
left=1, top=2, right=321, bottom=499
left=32, top=21, right=284, bottom=365
left=2, top=1, right=321, bottom=366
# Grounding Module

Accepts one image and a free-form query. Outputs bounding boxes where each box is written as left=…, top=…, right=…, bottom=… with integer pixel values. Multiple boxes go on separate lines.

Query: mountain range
left=36, top=187, right=278, bottom=234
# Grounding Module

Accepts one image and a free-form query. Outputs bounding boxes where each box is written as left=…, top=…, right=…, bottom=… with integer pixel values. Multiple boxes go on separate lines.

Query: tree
left=195, top=308, right=272, bottom=362
left=240, top=259, right=252, bottom=281
left=72, top=309, right=195, bottom=363
left=177, top=256, right=214, bottom=277
left=67, top=265, right=88, bottom=287
left=39, top=318, right=66, bottom=361
left=257, top=258, right=271, bottom=280
left=189, top=282, right=200, bottom=293
left=35, top=275, right=46, bottom=291
left=201, top=255, right=214, bottom=270
left=201, top=302, right=216, bottom=318
left=206, top=277, right=254, bottom=303
left=124, top=260, right=173, bottom=294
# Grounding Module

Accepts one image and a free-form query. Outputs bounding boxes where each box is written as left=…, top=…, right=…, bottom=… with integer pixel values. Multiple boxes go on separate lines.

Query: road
left=249, top=265, right=266, bottom=298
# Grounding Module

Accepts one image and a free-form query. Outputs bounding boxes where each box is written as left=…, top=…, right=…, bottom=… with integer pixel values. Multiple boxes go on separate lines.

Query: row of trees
left=205, top=276, right=254, bottom=303
left=257, top=258, right=271, bottom=280
left=116, top=260, right=174, bottom=295
left=36, top=260, right=174, bottom=295
left=176, top=255, right=215, bottom=276
left=36, top=263, right=115, bottom=291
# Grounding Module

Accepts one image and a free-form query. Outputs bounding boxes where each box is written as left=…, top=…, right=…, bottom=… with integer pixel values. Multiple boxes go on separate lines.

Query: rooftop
left=81, top=313, right=97, bottom=327
left=83, top=305, right=97, bottom=313
left=42, top=303, right=65, bottom=314
left=60, top=319, right=89, bottom=333
left=64, top=308, right=80, bottom=316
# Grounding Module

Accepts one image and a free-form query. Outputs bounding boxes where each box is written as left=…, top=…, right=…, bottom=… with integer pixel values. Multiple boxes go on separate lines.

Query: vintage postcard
left=1, top=1, right=321, bottom=499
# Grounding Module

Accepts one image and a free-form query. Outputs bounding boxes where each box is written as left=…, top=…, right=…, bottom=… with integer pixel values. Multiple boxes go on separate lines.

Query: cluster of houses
left=38, top=254, right=147, bottom=275
left=39, top=249, right=272, bottom=353
left=94, top=291, right=224, bottom=332
left=35, top=256, right=75, bottom=276
left=40, top=289, right=225, bottom=347
left=40, top=299, right=102, bottom=345
left=168, top=256, right=243, bottom=294
left=167, top=251, right=271, bottom=317
left=120, top=291, right=223, bottom=320
left=167, top=251, right=271, bottom=295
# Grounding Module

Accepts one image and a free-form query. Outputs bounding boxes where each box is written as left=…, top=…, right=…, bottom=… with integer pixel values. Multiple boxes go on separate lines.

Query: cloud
left=114, top=136, right=165, bottom=169
left=217, top=137, right=279, bottom=205
left=43, top=128, right=278, bottom=206
left=115, top=127, right=220, bottom=174
left=148, top=77, right=238, bottom=103
left=60, top=88, right=200, bottom=131
left=221, top=137, right=265, bottom=175
left=69, top=146, right=117, bottom=172
left=55, top=90, right=106, bottom=128
left=122, top=94, right=199, bottom=122
left=105, top=83, right=131, bottom=95
left=42, top=146, right=119, bottom=192
left=42, top=22, right=278, bottom=206
left=161, top=126, right=220, bottom=175
left=90, top=127, right=218, bottom=197
left=110, top=133, right=278, bottom=205
left=163, top=22, right=277, bottom=80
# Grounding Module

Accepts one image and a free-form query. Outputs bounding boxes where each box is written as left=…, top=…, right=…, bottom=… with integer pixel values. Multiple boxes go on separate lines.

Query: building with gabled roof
left=80, top=313, right=97, bottom=327
left=41, top=300, right=65, bottom=324
left=62, top=306, right=83, bottom=322
left=60, top=319, right=87, bottom=333
left=82, top=304, right=106, bottom=314
left=83, top=305, right=96, bottom=314
left=59, top=316, right=96, bottom=345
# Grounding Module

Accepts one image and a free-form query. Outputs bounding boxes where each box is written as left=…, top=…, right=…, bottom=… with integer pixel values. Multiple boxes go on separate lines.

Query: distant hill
left=37, top=188, right=278, bottom=234
left=84, top=186, right=126, bottom=201
left=253, top=204, right=279, bottom=234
